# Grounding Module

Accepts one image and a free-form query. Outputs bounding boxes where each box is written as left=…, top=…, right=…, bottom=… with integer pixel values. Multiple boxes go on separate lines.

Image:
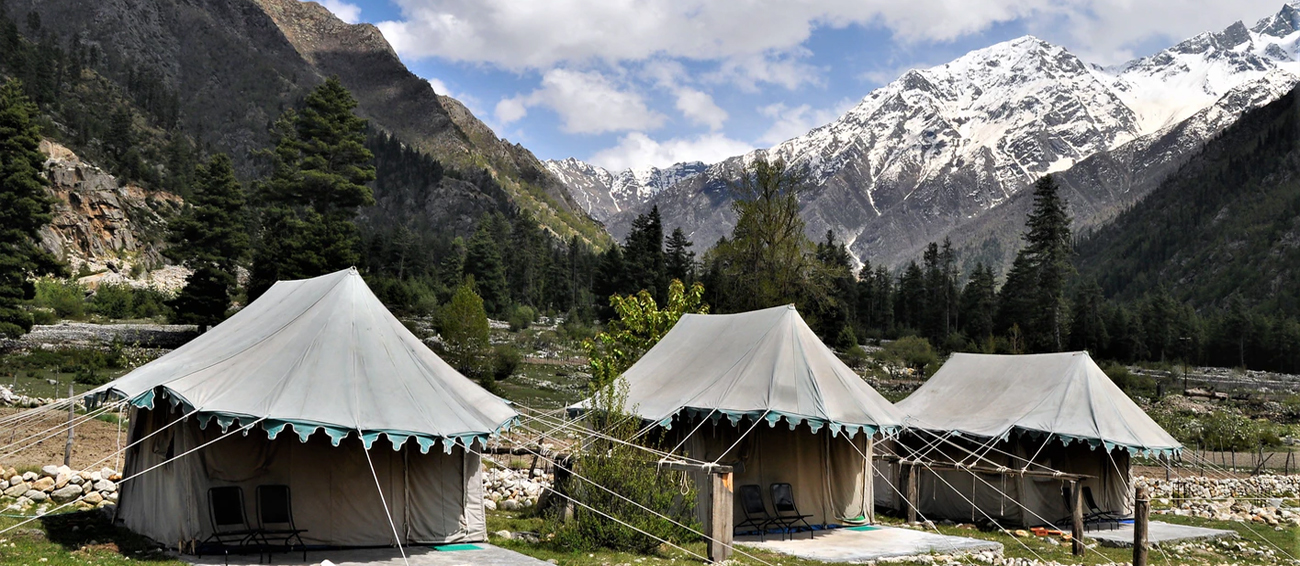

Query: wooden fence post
left=708, top=471, right=733, bottom=563
left=906, top=463, right=919, bottom=524
left=63, top=384, right=74, bottom=467
left=1134, top=485, right=1150, bottom=566
left=1071, top=480, right=1084, bottom=556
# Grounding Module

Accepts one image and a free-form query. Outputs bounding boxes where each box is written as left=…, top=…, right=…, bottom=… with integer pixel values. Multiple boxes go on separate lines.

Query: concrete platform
left=1086, top=521, right=1237, bottom=548
left=186, top=544, right=552, bottom=566
left=738, top=526, right=1002, bottom=563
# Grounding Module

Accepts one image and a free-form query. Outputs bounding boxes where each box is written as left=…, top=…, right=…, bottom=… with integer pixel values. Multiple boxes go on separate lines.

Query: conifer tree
left=623, top=205, right=666, bottom=301
left=959, top=262, right=997, bottom=341
left=463, top=219, right=509, bottom=315
left=664, top=227, right=695, bottom=283
left=249, top=77, right=376, bottom=299
left=1021, top=175, right=1073, bottom=351
left=440, top=278, right=492, bottom=389
left=0, top=79, right=61, bottom=337
left=165, top=154, right=248, bottom=330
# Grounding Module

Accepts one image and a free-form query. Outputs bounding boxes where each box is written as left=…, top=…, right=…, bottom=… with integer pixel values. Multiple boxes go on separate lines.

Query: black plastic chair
left=735, top=484, right=776, bottom=541
left=769, top=483, right=815, bottom=540
left=199, top=486, right=263, bottom=564
left=255, top=485, right=309, bottom=561
left=1083, top=486, right=1122, bottom=529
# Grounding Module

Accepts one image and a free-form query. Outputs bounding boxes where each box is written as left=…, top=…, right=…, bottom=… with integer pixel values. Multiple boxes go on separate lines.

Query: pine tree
left=1068, top=279, right=1108, bottom=353
left=1020, top=175, right=1073, bottom=351
left=165, top=154, right=248, bottom=330
left=0, top=79, right=61, bottom=337
left=664, top=227, right=695, bottom=283
left=463, top=219, right=509, bottom=315
left=959, top=262, right=997, bottom=341
left=623, top=205, right=666, bottom=301
left=895, top=261, right=925, bottom=333
left=440, top=278, right=493, bottom=389
left=249, top=77, right=376, bottom=299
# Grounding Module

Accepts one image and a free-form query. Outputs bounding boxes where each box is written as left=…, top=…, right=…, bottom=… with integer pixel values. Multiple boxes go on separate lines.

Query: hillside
left=6, top=0, right=606, bottom=245
left=1076, top=86, right=1300, bottom=316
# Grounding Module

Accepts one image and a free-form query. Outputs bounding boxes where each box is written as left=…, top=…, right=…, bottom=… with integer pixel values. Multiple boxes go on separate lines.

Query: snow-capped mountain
left=555, top=3, right=1300, bottom=269
left=544, top=158, right=708, bottom=223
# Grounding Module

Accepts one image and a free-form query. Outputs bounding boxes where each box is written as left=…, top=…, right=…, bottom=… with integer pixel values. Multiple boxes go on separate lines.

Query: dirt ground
left=0, top=406, right=129, bottom=471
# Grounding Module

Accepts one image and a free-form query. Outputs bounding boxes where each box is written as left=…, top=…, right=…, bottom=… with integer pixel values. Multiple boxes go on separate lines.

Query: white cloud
left=428, top=78, right=456, bottom=99
left=674, top=88, right=728, bottom=130
left=313, top=0, right=361, bottom=24
left=757, top=99, right=857, bottom=146
left=590, top=132, right=755, bottom=171
left=496, top=69, right=665, bottom=134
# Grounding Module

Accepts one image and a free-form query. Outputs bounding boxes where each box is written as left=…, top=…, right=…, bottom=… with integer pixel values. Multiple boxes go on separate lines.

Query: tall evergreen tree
left=1068, top=279, right=1108, bottom=353
left=623, top=205, right=666, bottom=301
left=959, top=262, right=997, bottom=341
left=249, top=77, right=376, bottom=298
left=165, top=154, right=248, bottom=330
left=1020, top=175, right=1073, bottom=351
left=0, top=79, right=61, bottom=336
left=664, top=227, right=695, bottom=283
left=463, top=218, right=510, bottom=316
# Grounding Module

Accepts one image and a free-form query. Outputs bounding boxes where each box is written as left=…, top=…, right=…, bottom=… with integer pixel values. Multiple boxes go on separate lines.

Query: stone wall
left=0, top=464, right=119, bottom=514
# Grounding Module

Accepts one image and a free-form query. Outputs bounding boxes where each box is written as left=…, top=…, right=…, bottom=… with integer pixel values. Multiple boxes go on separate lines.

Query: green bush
left=88, top=283, right=172, bottom=320
left=32, top=279, right=87, bottom=319
left=30, top=308, right=58, bottom=325
left=1100, top=361, right=1156, bottom=397
left=840, top=344, right=869, bottom=370
left=491, top=344, right=522, bottom=380
left=877, top=335, right=939, bottom=378
left=508, top=305, right=538, bottom=331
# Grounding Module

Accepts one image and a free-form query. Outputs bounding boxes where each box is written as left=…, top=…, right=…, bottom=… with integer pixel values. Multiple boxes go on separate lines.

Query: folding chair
left=198, top=486, right=263, bottom=564
left=255, top=485, right=309, bottom=561
left=735, top=484, right=776, bottom=541
left=1082, top=486, right=1122, bottom=530
left=769, top=483, right=815, bottom=540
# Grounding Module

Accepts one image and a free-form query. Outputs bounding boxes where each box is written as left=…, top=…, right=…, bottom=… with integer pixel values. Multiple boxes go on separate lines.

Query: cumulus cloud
left=495, top=69, right=665, bottom=134
left=314, top=0, right=362, bottom=24
left=757, top=99, right=857, bottom=146
left=590, top=132, right=755, bottom=171
left=674, top=88, right=728, bottom=130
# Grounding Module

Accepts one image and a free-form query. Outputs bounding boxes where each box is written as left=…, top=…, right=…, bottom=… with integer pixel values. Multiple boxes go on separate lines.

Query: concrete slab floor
left=184, top=544, right=553, bottom=566
left=737, top=526, right=1003, bottom=563
left=1086, top=521, right=1237, bottom=548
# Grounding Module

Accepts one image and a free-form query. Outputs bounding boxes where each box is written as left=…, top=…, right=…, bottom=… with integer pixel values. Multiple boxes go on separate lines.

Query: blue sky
left=313, top=0, right=1291, bottom=171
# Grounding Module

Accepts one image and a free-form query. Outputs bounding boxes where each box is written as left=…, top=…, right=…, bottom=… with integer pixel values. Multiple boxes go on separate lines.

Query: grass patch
left=0, top=510, right=184, bottom=566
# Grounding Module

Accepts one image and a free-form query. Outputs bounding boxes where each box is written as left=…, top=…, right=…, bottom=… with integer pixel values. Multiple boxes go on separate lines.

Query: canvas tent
left=572, top=305, right=905, bottom=527
left=879, top=351, right=1181, bottom=526
left=90, top=268, right=517, bottom=548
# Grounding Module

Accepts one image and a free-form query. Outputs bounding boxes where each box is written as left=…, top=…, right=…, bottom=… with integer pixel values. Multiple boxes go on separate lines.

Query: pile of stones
left=0, top=464, right=120, bottom=513
left=1140, top=474, right=1300, bottom=525
left=482, top=467, right=551, bottom=511
left=0, top=385, right=55, bottom=408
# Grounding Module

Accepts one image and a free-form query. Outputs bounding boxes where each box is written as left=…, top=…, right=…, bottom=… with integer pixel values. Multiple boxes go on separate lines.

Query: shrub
left=33, top=279, right=87, bottom=319
left=88, top=283, right=172, bottom=320
left=878, top=336, right=939, bottom=378
left=491, top=344, right=522, bottom=381
left=1100, top=361, right=1156, bottom=397
left=840, top=344, right=869, bottom=370
left=508, top=305, right=538, bottom=331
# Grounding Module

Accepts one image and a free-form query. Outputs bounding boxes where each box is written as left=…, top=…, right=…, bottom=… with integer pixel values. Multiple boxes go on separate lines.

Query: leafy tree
left=249, top=77, right=376, bottom=299
left=664, top=227, right=695, bottom=284
left=165, top=154, right=247, bottom=330
left=0, top=79, right=62, bottom=337
left=439, top=278, right=493, bottom=389
left=878, top=336, right=939, bottom=378
left=584, top=279, right=708, bottom=389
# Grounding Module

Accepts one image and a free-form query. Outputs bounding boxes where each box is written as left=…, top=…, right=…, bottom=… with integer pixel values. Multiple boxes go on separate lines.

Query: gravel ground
left=0, top=407, right=129, bottom=471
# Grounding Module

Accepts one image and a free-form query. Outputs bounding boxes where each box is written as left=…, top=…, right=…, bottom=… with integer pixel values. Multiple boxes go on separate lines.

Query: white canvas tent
left=880, top=351, right=1181, bottom=526
left=90, top=268, right=518, bottom=547
left=572, top=305, right=904, bottom=527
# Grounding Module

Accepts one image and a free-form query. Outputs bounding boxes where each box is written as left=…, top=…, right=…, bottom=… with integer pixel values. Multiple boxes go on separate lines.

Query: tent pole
left=906, top=463, right=918, bottom=524
left=707, top=470, right=734, bottom=563
left=1134, top=484, right=1150, bottom=566
left=63, top=384, right=74, bottom=467
left=1071, top=480, right=1084, bottom=556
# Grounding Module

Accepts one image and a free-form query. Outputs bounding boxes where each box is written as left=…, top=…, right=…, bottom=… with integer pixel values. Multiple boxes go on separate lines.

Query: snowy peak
left=544, top=158, right=707, bottom=222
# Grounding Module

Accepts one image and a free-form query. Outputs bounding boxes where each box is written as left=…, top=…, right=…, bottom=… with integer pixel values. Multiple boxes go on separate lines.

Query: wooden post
left=707, top=471, right=733, bottom=563
left=63, top=384, right=74, bottom=467
left=1134, top=485, right=1150, bottom=566
left=906, top=463, right=919, bottom=524
left=1071, top=480, right=1084, bottom=556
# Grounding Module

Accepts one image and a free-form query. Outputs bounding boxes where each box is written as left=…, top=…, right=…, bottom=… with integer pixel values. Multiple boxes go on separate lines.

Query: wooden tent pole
left=1071, top=480, right=1084, bottom=556
left=1134, top=485, right=1150, bottom=566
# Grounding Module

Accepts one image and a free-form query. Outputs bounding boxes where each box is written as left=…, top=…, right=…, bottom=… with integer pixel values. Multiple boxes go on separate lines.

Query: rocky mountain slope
left=9, top=0, right=605, bottom=244
left=544, top=158, right=708, bottom=224
left=557, top=3, right=1300, bottom=269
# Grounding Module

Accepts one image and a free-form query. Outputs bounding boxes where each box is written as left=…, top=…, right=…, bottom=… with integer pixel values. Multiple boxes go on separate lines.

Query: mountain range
left=549, top=3, right=1300, bottom=270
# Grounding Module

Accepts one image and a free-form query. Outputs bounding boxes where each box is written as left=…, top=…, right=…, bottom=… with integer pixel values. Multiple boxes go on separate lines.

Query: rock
left=493, top=530, right=512, bottom=540
left=41, top=465, right=59, bottom=477
left=51, top=485, right=84, bottom=503
left=23, top=489, right=48, bottom=502
left=78, top=471, right=91, bottom=481
left=0, top=480, right=7, bottom=490
left=13, top=496, right=32, bottom=508
left=54, top=473, right=69, bottom=488
left=68, top=474, right=84, bottom=485
left=57, top=465, right=71, bottom=477
left=21, top=471, right=37, bottom=482
left=3, top=482, right=29, bottom=497
left=483, top=499, right=497, bottom=511
left=107, top=492, right=117, bottom=502
left=82, top=492, right=103, bottom=505
left=31, top=477, right=55, bottom=492
left=90, top=471, right=102, bottom=482
left=93, top=479, right=116, bottom=492
left=501, top=499, right=520, bottom=511
left=7, top=474, right=20, bottom=486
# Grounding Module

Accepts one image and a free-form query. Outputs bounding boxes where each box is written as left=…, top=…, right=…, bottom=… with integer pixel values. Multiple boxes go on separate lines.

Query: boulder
left=68, top=474, right=84, bottom=485
left=7, top=475, right=20, bottom=486
left=0, top=480, right=7, bottom=491
left=82, top=491, right=103, bottom=505
left=31, top=477, right=55, bottom=492
left=41, top=465, right=59, bottom=477
left=90, top=471, right=102, bottom=482
left=21, top=471, right=36, bottom=482
left=483, top=499, right=497, bottom=511
left=501, top=499, right=519, bottom=511
left=93, top=479, right=116, bottom=492
left=23, top=489, right=48, bottom=502
left=57, top=465, right=72, bottom=477
left=493, top=530, right=512, bottom=540
left=51, top=485, right=84, bottom=503
left=3, top=482, right=28, bottom=497
left=78, top=471, right=91, bottom=481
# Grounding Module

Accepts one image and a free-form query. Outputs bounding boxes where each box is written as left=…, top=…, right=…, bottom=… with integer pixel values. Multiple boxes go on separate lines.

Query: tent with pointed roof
left=92, top=268, right=517, bottom=548
left=878, top=351, right=1181, bottom=527
left=571, top=304, right=905, bottom=527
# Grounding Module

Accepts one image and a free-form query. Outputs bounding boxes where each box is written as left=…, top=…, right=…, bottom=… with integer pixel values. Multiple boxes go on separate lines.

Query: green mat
left=433, top=544, right=482, bottom=551
left=847, top=525, right=882, bottom=531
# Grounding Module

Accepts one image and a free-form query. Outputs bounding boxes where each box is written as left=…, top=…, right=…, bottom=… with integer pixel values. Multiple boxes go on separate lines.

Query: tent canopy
left=91, top=268, right=517, bottom=452
left=896, top=352, right=1181, bottom=456
left=574, top=305, right=903, bottom=438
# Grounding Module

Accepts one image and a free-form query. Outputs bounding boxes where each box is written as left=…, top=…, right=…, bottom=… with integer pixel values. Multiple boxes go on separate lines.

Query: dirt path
left=0, top=406, right=128, bottom=471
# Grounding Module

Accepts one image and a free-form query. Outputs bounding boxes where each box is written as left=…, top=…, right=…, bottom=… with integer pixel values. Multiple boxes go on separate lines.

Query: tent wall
left=115, top=407, right=485, bottom=547
left=875, top=434, right=1132, bottom=527
left=677, top=420, right=874, bottom=528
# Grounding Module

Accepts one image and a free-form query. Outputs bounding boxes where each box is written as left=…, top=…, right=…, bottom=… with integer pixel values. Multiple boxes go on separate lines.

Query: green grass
left=0, top=511, right=184, bottom=566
